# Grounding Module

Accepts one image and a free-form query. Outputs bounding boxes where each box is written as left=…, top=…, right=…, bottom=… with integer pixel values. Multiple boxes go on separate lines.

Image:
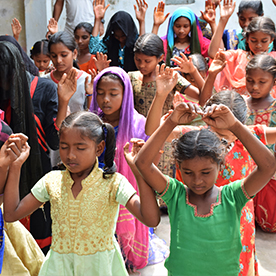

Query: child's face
left=246, top=69, right=276, bottom=99
left=113, top=29, right=127, bottom=46
left=32, top=53, right=51, bottom=71
left=238, top=8, right=260, bottom=30
left=134, top=52, right=163, bottom=77
left=74, top=27, right=90, bottom=51
left=179, top=156, right=220, bottom=196
left=173, top=17, right=191, bottom=40
left=49, top=42, right=77, bottom=74
left=59, top=127, right=104, bottom=177
left=96, top=76, right=124, bottom=120
left=247, top=31, right=273, bottom=55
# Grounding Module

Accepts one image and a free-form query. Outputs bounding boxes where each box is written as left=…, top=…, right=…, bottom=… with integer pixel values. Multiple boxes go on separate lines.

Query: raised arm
left=208, top=0, right=236, bottom=59
left=145, top=64, right=178, bottom=135
left=11, top=18, right=22, bottom=42
left=53, top=0, right=64, bottom=21
left=124, top=139, right=160, bottom=227
left=92, top=0, right=110, bottom=37
left=56, top=68, right=77, bottom=127
left=200, top=50, right=226, bottom=105
left=3, top=135, right=43, bottom=222
left=202, top=104, right=276, bottom=197
left=134, top=0, right=148, bottom=36
left=151, top=1, right=170, bottom=35
left=136, top=103, right=202, bottom=193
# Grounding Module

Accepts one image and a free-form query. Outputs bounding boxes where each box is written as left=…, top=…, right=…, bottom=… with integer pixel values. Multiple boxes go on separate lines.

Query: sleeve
left=157, top=176, right=182, bottom=203
left=31, top=175, right=50, bottom=203
left=224, top=180, right=254, bottom=213
left=174, top=73, right=191, bottom=95
left=88, top=34, right=108, bottom=55
left=115, top=176, right=136, bottom=206
left=249, top=124, right=267, bottom=145
left=41, top=79, right=60, bottom=150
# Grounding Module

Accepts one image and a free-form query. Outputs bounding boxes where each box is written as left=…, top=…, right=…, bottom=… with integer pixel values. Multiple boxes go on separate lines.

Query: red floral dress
left=176, top=124, right=266, bottom=276
left=246, top=100, right=276, bottom=233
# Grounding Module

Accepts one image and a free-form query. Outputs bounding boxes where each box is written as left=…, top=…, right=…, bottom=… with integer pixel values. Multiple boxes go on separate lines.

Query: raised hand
left=169, top=102, right=202, bottom=126
left=209, top=50, right=226, bottom=75
left=93, top=0, right=110, bottom=20
left=202, top=104, right=237, bottom=130
left=153, top=1, right=170, bottom=27
left=200, top=0, right=216, bottom=25
left=58, top=68, right=78, bottom=103
left=124, top=138, right=145, bottom=167
left=219, top=0, right=236, bottom=21
left=11, top=18, right=22, bottom=41
left=93, top=52, right=111, bottom=71
left=134, top=0, right=148, bottom=23
left=171, top=52, right=196, bottom=74
left=47, top=18, right=58, bottom=35
left=173, top=91, right=185, bottom=108
left=156, top=64, right=178, bottom=98
left=4, top=134, right=30, bottom=168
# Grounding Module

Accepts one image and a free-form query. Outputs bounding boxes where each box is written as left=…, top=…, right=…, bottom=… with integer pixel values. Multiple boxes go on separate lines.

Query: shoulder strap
left=30, top=76, right=39, bottom=99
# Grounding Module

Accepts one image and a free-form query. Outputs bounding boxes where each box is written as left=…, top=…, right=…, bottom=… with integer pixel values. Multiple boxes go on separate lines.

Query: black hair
left=133, top=33, right=164, bottom=58
left=48, top=31, right=78, bottom=53
left=96, top=72, right=125, bottom=90
left=238, top=0, right=263, bottom=16
left=204, top=90, right=248, bottom=124
left=172, top=128, right=225, bottom=165
left=244, top=17, right=276, bottom=51
left=59, top=111, right=116, bottom=177
left=246, top=53, right=276, bottom=79
left=74, top=22, right=93, bottom=34
left=30, top=39, right=49, bottom=58
left=190, top=53, right=208, bottom=73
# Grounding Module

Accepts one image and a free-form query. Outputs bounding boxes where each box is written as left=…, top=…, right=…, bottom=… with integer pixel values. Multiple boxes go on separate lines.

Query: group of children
left=1, top=0, right=276, bottom=275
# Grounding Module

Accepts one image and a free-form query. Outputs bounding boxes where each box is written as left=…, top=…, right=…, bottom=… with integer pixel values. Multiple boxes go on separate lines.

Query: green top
left=160, top=177, right=251, bottom=276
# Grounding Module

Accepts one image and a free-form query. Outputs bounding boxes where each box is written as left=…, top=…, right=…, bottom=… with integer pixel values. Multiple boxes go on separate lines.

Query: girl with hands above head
left=135, top=102, right=276, bottom=276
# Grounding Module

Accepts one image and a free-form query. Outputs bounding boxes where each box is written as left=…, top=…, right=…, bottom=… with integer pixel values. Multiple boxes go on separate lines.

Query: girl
left=135, top=101, right=276, bottom=276
left=129, top=33, right=204, bottom=177
left=3, top=111, right=160, bottom=276
left=0, top=38, right=79, bottom=254
left=145, top=61, right=276, bottom=275
left=30, top=39, right=52, bottom=77
left=245, top=54, right=276, bottom=232
left=89, top=0, right=148, bottom=72
left=158, top=7, right=212, bottom=66
left=208, top=2, right=276, bottom=95
left=90, top=67, right=150, bottom=270
left=44, top=31, right=93, bottom=112
left=74, top=22, right=97, bottom=73
left=220, top=0, right=266, bottom=51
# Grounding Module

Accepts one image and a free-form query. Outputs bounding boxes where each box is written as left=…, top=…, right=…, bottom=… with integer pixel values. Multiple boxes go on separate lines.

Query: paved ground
left=134, top=214, right=276, bottom=276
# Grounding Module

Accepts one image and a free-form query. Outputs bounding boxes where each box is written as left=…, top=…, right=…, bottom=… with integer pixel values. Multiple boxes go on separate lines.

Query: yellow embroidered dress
left=31, top=160, right=136, bottom=276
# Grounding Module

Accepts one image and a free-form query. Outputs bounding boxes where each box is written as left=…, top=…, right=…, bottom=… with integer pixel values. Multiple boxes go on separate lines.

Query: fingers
left=123, top=142, right=130, bottom=154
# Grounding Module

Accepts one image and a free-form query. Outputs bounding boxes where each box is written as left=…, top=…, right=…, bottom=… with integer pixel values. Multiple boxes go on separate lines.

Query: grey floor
left=133, top=215, right=276, bottom=276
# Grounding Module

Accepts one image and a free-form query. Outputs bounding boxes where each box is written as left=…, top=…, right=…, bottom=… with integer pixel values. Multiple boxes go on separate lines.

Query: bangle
left=86, top=93, right=93, bottom=97
left=101, top=19, right=105, bottom=24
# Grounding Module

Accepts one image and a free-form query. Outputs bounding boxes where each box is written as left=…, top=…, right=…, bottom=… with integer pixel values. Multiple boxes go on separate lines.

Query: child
left=130, top=33, right=204, bottom=178
left=245, top=54, right=276, bottom=232
left=74, top=22, right=97, bottom=73
left=89, top=0, right=147, bottom=72
left=158, top=6, right=212, bottom=66
left=209, top=14, right=276, bottom=95
left=30, top=39, right=52, bottom=77
left=44, top=31, right=93, bottom=112
left=212, top=0, right=266, bottom=51
left=145, top=61, right=276, bottom=275
left=135, top=101, right=276, bottom=275
left=90, top=67, right=150, bottom=270
left=3, top=111, right=160, bottom=276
